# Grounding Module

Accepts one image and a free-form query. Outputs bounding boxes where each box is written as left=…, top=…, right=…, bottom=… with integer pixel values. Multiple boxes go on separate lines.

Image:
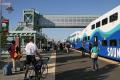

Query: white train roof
left=67, top=5, right=120, bottom=41
left=85, top=5, right=120, bottom=36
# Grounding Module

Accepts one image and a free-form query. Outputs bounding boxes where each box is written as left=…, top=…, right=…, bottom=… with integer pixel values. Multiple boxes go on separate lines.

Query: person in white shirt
left=24, top=37, right=41, bottom=79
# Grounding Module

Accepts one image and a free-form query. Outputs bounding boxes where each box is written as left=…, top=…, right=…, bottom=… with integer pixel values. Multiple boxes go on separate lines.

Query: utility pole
left=0, top=0, right=13, bottom=60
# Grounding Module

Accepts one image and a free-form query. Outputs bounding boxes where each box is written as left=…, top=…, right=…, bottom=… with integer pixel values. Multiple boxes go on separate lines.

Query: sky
left=3, top=0, right=120, bottom=41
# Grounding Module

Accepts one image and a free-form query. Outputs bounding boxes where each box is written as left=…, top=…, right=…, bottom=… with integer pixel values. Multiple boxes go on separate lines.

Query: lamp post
left=0, top=0, right=13, bottom=59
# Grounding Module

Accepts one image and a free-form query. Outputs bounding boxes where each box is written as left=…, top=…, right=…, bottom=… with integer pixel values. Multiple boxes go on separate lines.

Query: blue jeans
left=92, top=58, right=99, bottom=70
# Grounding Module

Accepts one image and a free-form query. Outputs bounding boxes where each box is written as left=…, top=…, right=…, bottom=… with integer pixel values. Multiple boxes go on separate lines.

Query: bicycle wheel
left=41, top=63, right=48, bottom=78
left=27, top=66, right=36, bottom=80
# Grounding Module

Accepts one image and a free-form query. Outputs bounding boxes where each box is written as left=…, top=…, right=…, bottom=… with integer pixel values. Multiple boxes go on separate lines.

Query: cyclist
left=24, top=37, right=41, bottom=80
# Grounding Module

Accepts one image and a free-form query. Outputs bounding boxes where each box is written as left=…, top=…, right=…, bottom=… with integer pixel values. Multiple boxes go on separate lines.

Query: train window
left=102, top=40, right=107, bottom=46
left=83, top=37, right=85, bottom=41
left=109, top=39, right=117, bottom=46
left=96, top=21, right=100, bottom=28
left=109, top=12, right=118, bottom=22
left=91, top=24, right=95, bottom=29
left=102, top=18, right=108, bottom=25
left=88, top=36, right=90, bottom=40
left=73, top=39, right=75, bottom=42
left=119, top=40, right=120, bottom=45
left=76, top=39, right=78, bottom=42
left=77, top=39, right=80, bottom=42
left=83, top=37, right=87, bottom=41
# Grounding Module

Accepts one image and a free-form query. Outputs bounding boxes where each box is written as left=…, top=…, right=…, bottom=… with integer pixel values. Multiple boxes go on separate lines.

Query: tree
left=1, top=32, right=8, bottom=50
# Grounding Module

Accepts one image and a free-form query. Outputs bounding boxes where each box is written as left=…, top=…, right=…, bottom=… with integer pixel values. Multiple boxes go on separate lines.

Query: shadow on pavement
left=55, top=64, right=118, bottom=80
left=56, top=55, right=88, bottom=63
left=56, top=49, right=78, bottom=55
left=12, top=71, right=25, bottom=75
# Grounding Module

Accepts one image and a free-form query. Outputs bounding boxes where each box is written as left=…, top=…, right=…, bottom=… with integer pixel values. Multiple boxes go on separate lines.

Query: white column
left=21, top=38, right=24, bottom=47
left=34, top=33, right=36, bottom=43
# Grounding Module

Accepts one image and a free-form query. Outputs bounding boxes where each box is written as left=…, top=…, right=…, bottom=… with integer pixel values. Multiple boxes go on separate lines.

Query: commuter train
left=67, top=5, right=120, bottom=61
left=67, top=31, right=82, bottom=49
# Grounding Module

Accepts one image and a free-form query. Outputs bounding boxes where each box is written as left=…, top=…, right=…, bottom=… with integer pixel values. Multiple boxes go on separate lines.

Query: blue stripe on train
left=71, top=24, right=120, bottom=61
left=89, top=26, right=120, bottom=61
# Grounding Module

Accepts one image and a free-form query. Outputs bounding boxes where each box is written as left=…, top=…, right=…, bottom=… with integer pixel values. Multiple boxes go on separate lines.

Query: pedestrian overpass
left=40, top=15, right=99, bottom=28
left=22, top=9, right=99, bottom=28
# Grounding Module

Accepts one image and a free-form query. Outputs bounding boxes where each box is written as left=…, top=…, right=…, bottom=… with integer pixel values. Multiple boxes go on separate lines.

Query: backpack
left=35, top=60, right=42, bottom=70
left=3, top=63, right=12, bottom=75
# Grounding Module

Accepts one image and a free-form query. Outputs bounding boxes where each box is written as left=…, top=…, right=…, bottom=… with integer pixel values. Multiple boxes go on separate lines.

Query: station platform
left=0, top=49, right=120, bottom=80
left=55, top=49, right=120, bottom=80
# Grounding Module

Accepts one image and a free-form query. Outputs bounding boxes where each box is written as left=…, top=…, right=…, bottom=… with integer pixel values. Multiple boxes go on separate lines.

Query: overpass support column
left=21, top=37, right=25, bottom=47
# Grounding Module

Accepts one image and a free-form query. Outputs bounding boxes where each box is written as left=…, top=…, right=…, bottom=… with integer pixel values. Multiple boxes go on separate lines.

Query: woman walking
left=91, top=44, right=99, bottom=71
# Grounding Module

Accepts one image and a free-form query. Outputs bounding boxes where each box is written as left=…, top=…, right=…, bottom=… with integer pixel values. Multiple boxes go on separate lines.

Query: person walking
left=81, top=41, right=85, bottom=56
left=59, top=43, right=63, bottom=53
left=89, top=42, right=92, bottom=57
left=66, top=42, right=70, bottom=53
left=24, top=37, right=41, bottom=79
left=91, top=44, right=99, bottom=71
left=8, top=40, right=17, bottom=72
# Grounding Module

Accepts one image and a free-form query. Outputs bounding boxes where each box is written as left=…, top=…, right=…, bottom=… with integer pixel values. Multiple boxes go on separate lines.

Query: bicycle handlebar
left=42, top=57, right=49, bottom=61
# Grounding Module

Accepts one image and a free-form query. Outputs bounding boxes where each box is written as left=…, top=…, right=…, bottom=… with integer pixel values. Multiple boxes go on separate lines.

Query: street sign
left=2, top=19, right=9, bottom=33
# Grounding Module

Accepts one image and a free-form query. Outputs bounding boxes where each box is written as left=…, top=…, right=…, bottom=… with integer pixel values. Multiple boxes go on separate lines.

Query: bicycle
left=26, top=57, right=49, bottom=80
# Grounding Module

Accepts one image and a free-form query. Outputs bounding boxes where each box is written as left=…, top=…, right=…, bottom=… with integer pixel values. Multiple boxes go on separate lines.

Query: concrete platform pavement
left=0, top=51, right=56, bottom=80
left=1, top=49, right=120, bottom=80
left=44, top=52, right=56, bottom=80
left=55, top=49, right=120, bottom=80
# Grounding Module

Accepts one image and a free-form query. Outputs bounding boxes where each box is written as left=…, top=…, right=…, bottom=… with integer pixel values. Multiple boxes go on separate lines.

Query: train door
left=94, top=36, right=98, bottom=46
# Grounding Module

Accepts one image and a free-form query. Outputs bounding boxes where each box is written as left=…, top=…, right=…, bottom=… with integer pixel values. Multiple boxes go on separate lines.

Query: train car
left=67, top=31, right=82, bottom=49
left=66, top=32, right=76, bottom=48
left=67, top=5, right=120, bottom=61
left=83, top=5, right=120, bottom=61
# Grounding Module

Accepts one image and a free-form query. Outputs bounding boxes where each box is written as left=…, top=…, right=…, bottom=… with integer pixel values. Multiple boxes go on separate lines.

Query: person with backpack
left=91, top=44, right=99, bottom=71
left=24, top=37, right=42, bottom=79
